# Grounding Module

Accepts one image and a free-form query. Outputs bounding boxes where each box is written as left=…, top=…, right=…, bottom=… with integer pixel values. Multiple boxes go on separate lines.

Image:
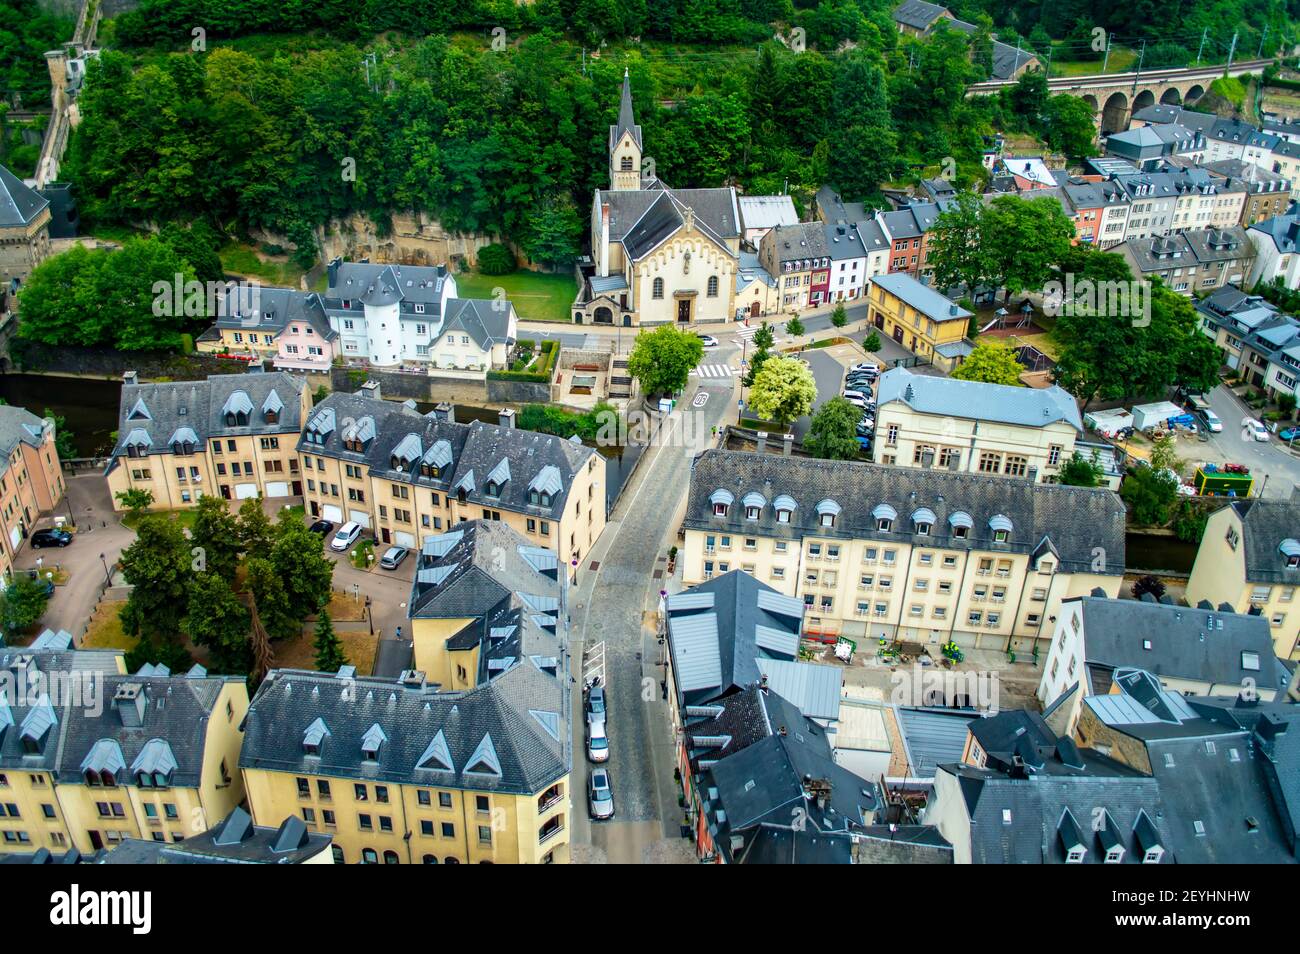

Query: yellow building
left=1186, top=499, right=1300, bottom=659
left=866, top=273, right=973, bottom=371
left=682, top=450, right=1126, bottom=652
left=0, top=404, right=67, bottom=580
left=0, top=633, right=247, bottom=856
left=300, top=385, right=606, bottom=578
left=106, top=370, right=311, bottom=510
left=872, top=367, right=1083, bottom=483
left=99, top=806, right=335, bottom=864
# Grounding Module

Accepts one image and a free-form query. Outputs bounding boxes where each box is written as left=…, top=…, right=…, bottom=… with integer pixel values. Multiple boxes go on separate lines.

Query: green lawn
left=219, top=242, right=309, bottom=288
left=456, top=270, right=578, bottom=323
left=1050, top=48, right=1138, bottom=77
left=122, top=509, right=199, bottom=532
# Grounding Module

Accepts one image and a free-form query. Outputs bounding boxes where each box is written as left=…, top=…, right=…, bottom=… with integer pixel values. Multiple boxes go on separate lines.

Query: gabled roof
left=439, top=298, right=516, bottom=350
left=0, top=163, right=49, bottom=228
left=870, top=273, right=970, bottom=320
left=1230, top=498, right=1300, bottom=585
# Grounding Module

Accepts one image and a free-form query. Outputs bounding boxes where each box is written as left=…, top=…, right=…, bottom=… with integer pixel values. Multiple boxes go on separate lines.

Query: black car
left=30, top=528, right=72, bottom=548
left=308, top=520, right=335, bottom=537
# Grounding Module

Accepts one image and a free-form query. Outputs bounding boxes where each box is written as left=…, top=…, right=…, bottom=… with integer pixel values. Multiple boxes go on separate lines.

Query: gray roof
left=598, top=185, right=740, bottom=261
left=1073, top=596, right=1287, bottom=692
left=869, top=273, right=970, bottom=321
left=754, top=658, right=842, bottom=722
left=666, top=570, right=809, bottom=709
left=766, top=222, right=831, bottom=267
left=408, top=519, right=560, bottom=621
left=0, top=163, right=49, bottom=228
left=326, top=261, right=453, bottom=321
left=823, top=221, right=867, bottom=261
left=440, top=298, right=516, bottom=349
left=877, top=366, right=1081, bottom=431
left=239, top=660, right=568, bottom=796
left=1119, top=227, right=1251, bottom=274
left=98, top=807, right=333, bottom=864
left=815, top=186, right=867, bottom=223
left=879, top=202, right=941, bottom=239
left=610, top=68, right=642, bottom=150
left=896, top=707, right=978, bottom=777
left=109, top=371, right=306, bottom=461
left=1250, top=208, right=1300, bottom=255
left=1231, top=499, right=1300, bottom=585
left=853, top=825, right=953, bottom=864
left=892, top=0, right=948, bottom=30
left=0, top=404, right=51, bottom=479
left=687, top=450, right=1126, bottom=576
left=300, top=392, right=599, bottom=522
left=738, top=195, right=797, bottom=231
left=212, top=287, right=337, bottom=341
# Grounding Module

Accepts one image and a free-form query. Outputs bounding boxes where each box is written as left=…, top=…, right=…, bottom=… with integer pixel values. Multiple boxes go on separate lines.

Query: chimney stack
left=326, top=257, right=342, bottom=289
left=359, top=380, right=382, bottom=402
left=782, top=433, right=793, bottom=456
left=433, top=402, right=455, bottom=424
left=113, top=683, right=146, bottom=728
left=123, top=370, right=138, bottom=386
left=498, top=408, right=516, bottom=430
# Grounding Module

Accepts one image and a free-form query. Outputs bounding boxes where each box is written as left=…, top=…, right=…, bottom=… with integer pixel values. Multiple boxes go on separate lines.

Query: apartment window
left=1005, top=456, right=1028, bottom=478
left=439, top=792, right=453, bottom=809
left=478, top=826, right=493, bottom=845
left=358, top=814, right=373, bottom=831
left=978, top=452, right=1001, bottom=474
left=442, top=822, right=455, bottom=837
left=354, top=784, right=368, bottom=802
left=317, top=780, right=331, bottom=799
left=296, top=778, right=310, bottom=798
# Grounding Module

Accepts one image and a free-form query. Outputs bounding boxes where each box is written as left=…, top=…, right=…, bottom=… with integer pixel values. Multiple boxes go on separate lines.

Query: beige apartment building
left=106, top=370, right=311, bottom=510
left=0, top=405, right=67, bottom=580
left=0, top=631, right=247, bottom=857
left=872, top=368, right=1082, bottom=483
left=299, top=385, right=606, bottom=576
left=1186, top=498, right=1300, bottom=659
left=682, top=450, right=1126, bottom=653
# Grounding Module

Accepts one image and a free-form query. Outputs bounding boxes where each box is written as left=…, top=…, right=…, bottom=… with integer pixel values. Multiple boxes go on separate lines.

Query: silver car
left=379, top=545, right=409, bottom=569
left=588, top=768, right=615, bottom=819
left=586, top=719, right=609, bottom=763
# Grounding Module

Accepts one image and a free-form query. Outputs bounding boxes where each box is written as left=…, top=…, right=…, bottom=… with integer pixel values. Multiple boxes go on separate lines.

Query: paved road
left=1199, top=384, right=1300, bottom=498
left=792, top=350, right=847, bottom=439
left=568, top=369, right=733, bottom=862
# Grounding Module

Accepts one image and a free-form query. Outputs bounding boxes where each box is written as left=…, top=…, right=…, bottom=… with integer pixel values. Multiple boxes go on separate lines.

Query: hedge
left=488, top=339, right=558, bottom=383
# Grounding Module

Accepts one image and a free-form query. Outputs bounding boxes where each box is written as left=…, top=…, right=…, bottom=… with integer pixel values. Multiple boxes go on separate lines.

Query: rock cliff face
left=249, top=212, right=497, bottom=271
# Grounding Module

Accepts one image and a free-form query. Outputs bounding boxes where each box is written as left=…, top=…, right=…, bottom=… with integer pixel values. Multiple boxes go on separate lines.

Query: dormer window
left=994, top=529, right=1008, bottom=543
left=1290, top=555, right=1300, bottom=569
left=1143, top=847, right=1164, bottom=864
left=1105, top=846, right=1125, bottom=864
left=989, top=514, right=1013, bottom=543
left=710, top=489, right=734, bottom=518
left=415, top=303, right=425, bottom=314
left=486, top=481, right=500, bottom=498
left=746, top=506, right=760, bottom=520
left=954, top=525, right=969, bottom=539
left=816, top=499, right=840, bottom=529
left=916, top=522, right=931, bottom=535
left=265, top=410, right=278, bottom=424
left=1066, top=847, right=1086, bottom=863
left=714, top=502, right=729, bottom=517
left=821, top=513, right=836, bottom=528
left=777, top=509, right=791, bottom=523
left=361, top=724, right=387, bottom=762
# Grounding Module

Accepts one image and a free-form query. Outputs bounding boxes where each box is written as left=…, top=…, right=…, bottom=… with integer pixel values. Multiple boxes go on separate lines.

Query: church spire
left=614, top=68, right=641, bottom=149
left=608, top=67, right=643, bottom=191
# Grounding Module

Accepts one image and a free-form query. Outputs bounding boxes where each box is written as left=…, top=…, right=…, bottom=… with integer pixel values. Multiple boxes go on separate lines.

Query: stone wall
left=5, top=340, right=251, bottom=379
left=328, top=366, right=489, bottom=405
left=486, top=377, right=554, bottom=405
left=249, top=212, right=497, bottom=273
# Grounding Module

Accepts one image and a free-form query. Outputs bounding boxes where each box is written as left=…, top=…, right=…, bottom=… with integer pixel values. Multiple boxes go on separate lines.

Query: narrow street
left=567, top=343, right=737, bottom=863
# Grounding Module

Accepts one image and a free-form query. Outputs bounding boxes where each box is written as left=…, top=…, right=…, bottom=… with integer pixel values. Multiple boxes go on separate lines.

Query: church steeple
left=609, top=68, right=643, bottom=191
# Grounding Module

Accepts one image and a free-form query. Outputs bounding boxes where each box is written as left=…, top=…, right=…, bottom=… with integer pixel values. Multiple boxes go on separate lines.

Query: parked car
left=849, top=362, right=879, bottom=377
left=1242, top=417, right=1270, bottom=442
left=308, top=520, right=335, bottom=537
left=1196, top=408, right=1223, bottom=433
left=845, top=373, right=875, bottom=388
left=585, top=684, right=606, bottom=723
left=1280, top=426, right=1300, bottom=442
left=379, top=545, right=409, bottom=570
left=586, top=719, right=610, bottom=763
left=330, top=521, right=363, bottom=551
left=30, top=528, right=72, bottom=549
left=588, top=768, right=615, bottom=819
left=696, top=334, right=719, bottom=348
left=856, top=421, right=874, bottom=437
left=843, top=394, right=868, bottom=409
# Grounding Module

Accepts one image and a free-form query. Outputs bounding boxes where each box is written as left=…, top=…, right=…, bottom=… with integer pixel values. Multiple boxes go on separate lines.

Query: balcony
left=539, top=817, right=565, bottom=845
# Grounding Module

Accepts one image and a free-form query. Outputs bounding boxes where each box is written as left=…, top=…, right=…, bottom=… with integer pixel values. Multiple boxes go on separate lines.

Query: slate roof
left=767, top=222, right=831, bottom=267
left=879, top=202, right=941, bottom=239
left=50, top=672, right=236, bottom=789
left=815, top=185, right=868, bottom=223
left=1120, top=227, right=1251, bottom=273
left=598, top=185, right=741, bottom=261
left=853, top=825, right=954, bottom=863
left=666, top=570, right=812, bottom=710
left=896, top=707, right=978, bottom=777
left=610, top=68, right=642, bottom=150
left=240, top=659, right=568, bottom=796
left=109, top=371, right=305, bottom=461
left=823, top=221, right=867, bottom=262
left=687, top=450, right=1126, bottom=576
left=0, top=404, right=51, bottom=479
left=300, top=392, right=599, bottom=522
left=892, top=0, right=949, bottom=30
left=211, top=286, right=337, bottom=341
left=877, top=366, right=1081, bottom=431
left=738, top=195, right=797, bottom=232
left=1073, top=596, right=1287, bottom=693
left=0, top=163, right=49, bottom=228
left=870, top=272, right=969, bottom=321
left=1250, top=208, right=1300, bottom=254
left=99, top=807, right=333, bottom=864
left=439, top=298, right=516, bottom=350
left=1230, top=499, right=1300, bottom=585
left=325, top=261, right=453, bottom=322
left=408, top=519, right=560, bottom=620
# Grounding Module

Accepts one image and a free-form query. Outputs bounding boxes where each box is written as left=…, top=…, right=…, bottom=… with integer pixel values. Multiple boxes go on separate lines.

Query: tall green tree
left=748, top=356, right=817, bottom=427
left=804, top=396, right=862, bottom=460
left=119, top=515, right=192, bottom=641
left=245, top=557, right=299, bottom=642
left=312, top=609, right=348, bottom=672
left=927, top=191, right=989, bottom=294
left=191, top=495, right=241, bottom=583
left=270, top=514, right=335, bottom=621
left=236, top=495, right=274, bottom=561
left=951, top=341, right=1025, bottom=386
left=186, top=572, right=251, bottom=674
left=627, top=325, right=704, bottom=397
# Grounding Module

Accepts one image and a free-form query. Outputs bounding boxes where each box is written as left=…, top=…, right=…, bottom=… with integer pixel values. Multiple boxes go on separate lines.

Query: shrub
left=477, top=243, right=516, bottom=275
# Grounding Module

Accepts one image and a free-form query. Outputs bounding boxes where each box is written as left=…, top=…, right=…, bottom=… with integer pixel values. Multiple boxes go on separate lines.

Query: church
left=573, top=71, right=749, bottom=327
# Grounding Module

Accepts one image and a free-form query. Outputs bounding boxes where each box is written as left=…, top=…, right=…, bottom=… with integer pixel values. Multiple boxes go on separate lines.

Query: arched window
left=653, top=277, right=664, bottom=299
left=707, top=275, right=719, bottom=298
left=383, top=850, right=400, bottom=864
left=621, top=156, right=633, bottom=171
left=445, top=857, right=461, bottom=865
left=423, top=854, right=438, bottom=864
left=362, top=848, right=378, bottom=864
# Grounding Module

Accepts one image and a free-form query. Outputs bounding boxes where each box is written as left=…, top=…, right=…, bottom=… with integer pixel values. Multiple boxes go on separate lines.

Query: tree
left=804, top=397, right=862, bottom=460
left=312, top=609, right=349, bottom=672
left=950, top=341, right=1024, bottom=386
left=158, top=221, right=225, bottom=285
left=190, top=495, right=241, bottom=583
left=831, top=303, right=848, bottom=329
left=115, top=487, right=154, bottom=517
left=748, top=356, right=816, bottom=427
left=245, top=557, right=298, bottom=642
left=1173, top=499, right=1209, bottom=544
left=236, top=495, right=274, bottom=561
left=1132, top=575, right=1167, bottom=601
left=270, top=513, right=335, bottom=621
left=828, top=52, right=899, bottom=200
left=1149, top=433, right=1184, bottom=477
left=981, top=195, right=1074, bottom=301
left=42, top=409, right=77, bottom=461
left=864, top=331, right=882, bottom=352
left=1043, top=95, right=1098, bottom=159
left=2, top=574, right=50, bottom=634
left=785, top=315, right=804, bottom=337
left=1058, top=451, right=1104, bottom=487
left=1120, top=466, right=1179, bottom=526
left=186, top=572, right=251, bottom=673
left=927, top=191, right=988, bottom=295
left=1009, top=68, right=1049, bottom=125
left=119, top=515, right=193, bottom=641
left=477, top=243, right=516, bottom=275
left=627, top=325, right=704, bottom=398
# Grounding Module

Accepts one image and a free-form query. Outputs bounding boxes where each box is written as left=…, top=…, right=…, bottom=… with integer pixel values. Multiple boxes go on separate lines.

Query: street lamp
left=99, top=553, right=111, bottom=588
left=364, top=595, right=374, bottom=636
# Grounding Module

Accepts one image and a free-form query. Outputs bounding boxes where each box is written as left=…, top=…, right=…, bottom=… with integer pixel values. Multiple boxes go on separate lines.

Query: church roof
left=609, top=69, right=642, bottom=151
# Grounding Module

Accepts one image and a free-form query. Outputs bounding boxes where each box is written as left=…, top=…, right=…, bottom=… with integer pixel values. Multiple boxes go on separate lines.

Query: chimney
left=600, top=203, right=610, bottom=277
left=756, top=431, right=768, bottom=454
left=399, top=670, right=427, bottom=691
left=359, top=380, right=381, bottom=402
left=113, top=683, right=146, bottom=728
left=433, top=402, right=455, bottom=424
left=327, top=257, right=341, bottom=289
left=782, top=433, right=793, bottom=456
left=123, top=370, right=138, bottom=386
left=498, top=408, right=516, bottom=430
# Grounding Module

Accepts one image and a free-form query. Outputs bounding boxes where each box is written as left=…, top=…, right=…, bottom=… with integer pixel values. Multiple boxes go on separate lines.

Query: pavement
left=13, top=473, right=135, bottom=641
left=1195, top=383, right=1300, bottom=498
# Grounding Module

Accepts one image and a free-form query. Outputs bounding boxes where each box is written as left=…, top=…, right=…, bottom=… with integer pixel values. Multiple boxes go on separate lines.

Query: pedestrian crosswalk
left=735, top=325, right=781, bottom=343
left=693, top=363, right=734, bottom=378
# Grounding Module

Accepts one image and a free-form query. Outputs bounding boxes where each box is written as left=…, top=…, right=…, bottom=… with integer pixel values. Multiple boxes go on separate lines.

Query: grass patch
left=1050, top=48, right=1138, bottom=76
left=1209, top=76, right=1248, bottom=110
left=122, top=509, right=199, bottom=532
left=82, top=600, right=138, bottom=652
left=219, top=242, right=308, bottom=287
left=350, top=539, right=376, bottom=571
left=456, top=270, right=578, bottom=323
left=808, top=337, right=852, bottom=348
left=274, top=624, right=378, bottom=675
left=321, top=591, right=366, bottom=622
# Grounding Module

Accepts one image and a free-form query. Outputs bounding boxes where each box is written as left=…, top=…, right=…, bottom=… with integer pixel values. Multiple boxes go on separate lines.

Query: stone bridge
left=969, top=58, right=1274, bottom=134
